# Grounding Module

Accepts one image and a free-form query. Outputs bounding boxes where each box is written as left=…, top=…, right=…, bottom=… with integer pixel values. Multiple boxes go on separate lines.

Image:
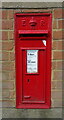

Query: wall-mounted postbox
left=15, top=13, right=52, bottom=109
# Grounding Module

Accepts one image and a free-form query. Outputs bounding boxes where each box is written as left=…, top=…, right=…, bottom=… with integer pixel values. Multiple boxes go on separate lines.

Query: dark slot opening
left=19, top=34, right=47, bottom=37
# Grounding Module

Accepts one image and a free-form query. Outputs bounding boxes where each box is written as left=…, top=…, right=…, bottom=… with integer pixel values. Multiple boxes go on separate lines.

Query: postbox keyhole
left=27, top=79, right=30, bottom=82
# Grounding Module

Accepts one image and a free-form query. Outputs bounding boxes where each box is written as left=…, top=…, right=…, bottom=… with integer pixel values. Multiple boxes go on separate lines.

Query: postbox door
left=21, top=48, right=46, bottom=103
left=15, top=13, right=52, bottom=108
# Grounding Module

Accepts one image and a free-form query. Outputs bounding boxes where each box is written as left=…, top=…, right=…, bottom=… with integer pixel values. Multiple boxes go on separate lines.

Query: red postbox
left=15, top=13, right=52, bottom=109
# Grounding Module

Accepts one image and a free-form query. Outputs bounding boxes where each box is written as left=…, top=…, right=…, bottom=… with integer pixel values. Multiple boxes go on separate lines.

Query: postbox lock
left=29, top=17, right=37, bottom=26
left=27, top=79, right=30, bottom=82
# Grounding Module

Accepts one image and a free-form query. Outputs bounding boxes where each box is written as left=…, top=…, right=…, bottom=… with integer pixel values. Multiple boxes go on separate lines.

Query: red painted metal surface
left=14, top=13, right=52, bottom=109
left=18, top=30, right=48, bottom=34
